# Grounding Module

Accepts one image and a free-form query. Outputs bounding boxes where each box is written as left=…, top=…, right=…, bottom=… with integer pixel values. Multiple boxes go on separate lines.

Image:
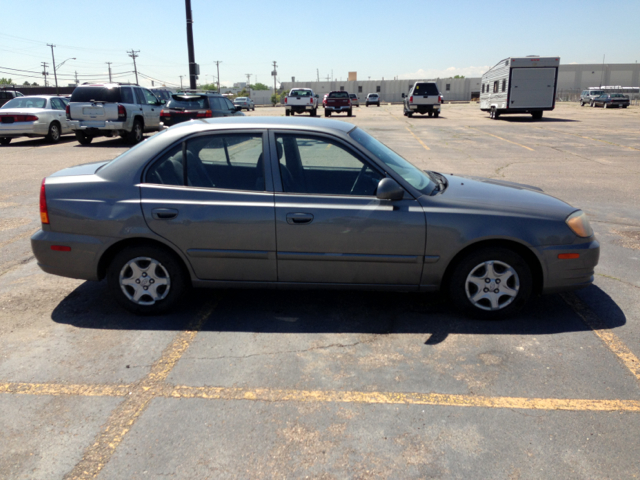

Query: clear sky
left=1, top=0, right=639, bottom=89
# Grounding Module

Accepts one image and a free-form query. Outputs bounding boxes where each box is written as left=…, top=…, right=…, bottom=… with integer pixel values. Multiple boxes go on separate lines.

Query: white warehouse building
left=280, top=63, right=640, bottom=103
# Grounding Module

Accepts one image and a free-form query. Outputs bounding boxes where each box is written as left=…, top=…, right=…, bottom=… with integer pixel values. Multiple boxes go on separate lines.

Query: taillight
left=40, top=178, right=49, bottom=224
left=284, top=97, right=288, bottom=104
left=117, top=104, right=126, bottom=121
left=409, top=96, right=413, bottom=103
left=310, top=98, right=313, bottom=104
left=439, top=95, right=443, bottom=104
left=65, top=104, right=71, bottom=120
left=5, top=115, right=39, bottom=122
left=196, top=110, right=213, bottom=118
left=160, top=110, right=171, bottom=117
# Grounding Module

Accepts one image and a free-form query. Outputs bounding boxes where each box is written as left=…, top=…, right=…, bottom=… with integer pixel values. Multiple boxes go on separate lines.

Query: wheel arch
left=97, top=237, right=192, bottom=285
left=441, top=238, right=544, bottom=295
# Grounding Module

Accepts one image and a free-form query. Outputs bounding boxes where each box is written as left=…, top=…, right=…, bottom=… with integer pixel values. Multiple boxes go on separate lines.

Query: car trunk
left=161, top=95, right=212, bottom=126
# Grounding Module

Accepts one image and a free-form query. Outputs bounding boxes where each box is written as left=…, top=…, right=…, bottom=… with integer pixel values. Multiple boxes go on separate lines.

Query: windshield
left=2, top=97, right=47, bottom=109
left=329, top=92, right=349, bottom=98
left=290, top=89, right=312, bottom=97
left=349, top=128, right=435, bottom=195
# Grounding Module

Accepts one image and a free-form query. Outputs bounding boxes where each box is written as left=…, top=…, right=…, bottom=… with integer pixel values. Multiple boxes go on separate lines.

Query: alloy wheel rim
left=464, top=260, right=520, bottom=311
left=51, top=125, right=59, bottom=140
left=119, top=256, right=170, bottom=305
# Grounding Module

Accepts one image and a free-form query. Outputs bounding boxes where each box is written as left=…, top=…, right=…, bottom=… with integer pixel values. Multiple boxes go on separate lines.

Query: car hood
left=435, top=174, right=576, bottom=221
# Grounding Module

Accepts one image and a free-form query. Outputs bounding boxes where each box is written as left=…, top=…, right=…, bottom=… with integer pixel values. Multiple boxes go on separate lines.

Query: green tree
left=23, top=81, right=31, bottom=86
left=270, top=93, right=281, bottom=106
left=199, top=83, right=218, bottom=91
left=453, top=75, right=465, bottom=79
left=0, top=77, right=13, bottom=85
left=250, top=82, right=270, bottom=91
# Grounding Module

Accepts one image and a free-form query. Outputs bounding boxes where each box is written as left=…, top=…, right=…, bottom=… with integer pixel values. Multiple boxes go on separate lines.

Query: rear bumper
left=31, top=229, right=108, bottom=281
left=287, top=105, right=315, bottom=111
left=537, top=239, right=600, bottom=294
left=409, top=104, right=440, bottom=112
left=325, top=105, right=351, bottom=111
left=68, top=120, right=127, bottom=132
left=0, top=122, right=49, bottom=137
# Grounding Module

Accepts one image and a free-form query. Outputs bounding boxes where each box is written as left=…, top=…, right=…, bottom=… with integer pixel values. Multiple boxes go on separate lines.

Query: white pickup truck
left=402, top=82, right=443, bottom=118
left=284, top=88, right=319, bottom=116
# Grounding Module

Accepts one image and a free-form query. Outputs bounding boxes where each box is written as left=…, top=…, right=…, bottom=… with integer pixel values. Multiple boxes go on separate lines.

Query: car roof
left=172, top=116, right=355, bottom=133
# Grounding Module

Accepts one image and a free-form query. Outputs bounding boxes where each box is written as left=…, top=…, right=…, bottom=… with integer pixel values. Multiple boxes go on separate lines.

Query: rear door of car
left=49, top=97, right=70, bottom=132
left=141, top=129, right=276, bottom=282
left=140, top=88, right=161, bottom=130
left=268, top=130, right=425, bottom=286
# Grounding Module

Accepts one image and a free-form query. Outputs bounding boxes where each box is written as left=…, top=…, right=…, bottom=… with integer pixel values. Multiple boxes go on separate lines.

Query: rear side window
left=412, top=83, right=439, bottom=95
left=120, top=87, right=134, bottom=104
left=70, top=87, right=121, bottom=103
left=146, top=144, right=184, bottom=186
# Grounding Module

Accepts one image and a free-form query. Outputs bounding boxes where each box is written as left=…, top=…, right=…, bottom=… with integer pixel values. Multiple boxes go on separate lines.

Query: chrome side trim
left=424, top=255, right=440, bottom=263
left=277, top=252, right=419, bottom=263
left=187, top=248, right=270, bottom=260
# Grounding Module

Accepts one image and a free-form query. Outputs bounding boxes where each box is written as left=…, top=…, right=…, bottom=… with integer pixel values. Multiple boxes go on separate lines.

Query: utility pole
left=106, top=62, right=113, bottom=82
left=245, top=73, right=251, bottom=88
left=214, top=61, right=221, bottom=92
left=47, top=44, right=59, bottom=95
left=272, top=61, right=278, bottom=96
left=41, top=62, right=49, bottom=87
left=179, top=75, right=184, bottom=89
left=317, top=69, right=319, bottom=82
left=74, top=71, right=79, bottom=86
left=185, top=0, right=197, bottom=89
left=127, top=50, right=139, bottom=84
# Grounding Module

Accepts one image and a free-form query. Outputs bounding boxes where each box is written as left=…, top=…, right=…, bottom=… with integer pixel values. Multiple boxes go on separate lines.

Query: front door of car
left=49, top=97, right=70, bottom=132
left=269, top=131, right=426, bottom=286
left=140, top=130, right=277, bottom=282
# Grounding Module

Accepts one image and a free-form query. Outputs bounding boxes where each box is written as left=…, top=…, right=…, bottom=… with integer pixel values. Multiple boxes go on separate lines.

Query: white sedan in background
left=233, top=97, right=255, bottom=111
left=0, top=95, right=71, bottom=145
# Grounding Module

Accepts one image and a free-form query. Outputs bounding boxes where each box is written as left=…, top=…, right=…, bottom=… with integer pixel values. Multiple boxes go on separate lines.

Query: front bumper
left=68, top=120, right=126, bottom=132
left=31, top=229, right=108, bottom=281
left=537, top=239, right=600, bottom=294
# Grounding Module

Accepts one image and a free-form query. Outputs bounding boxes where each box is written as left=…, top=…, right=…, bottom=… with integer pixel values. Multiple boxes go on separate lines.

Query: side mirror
left=315, top=94, right=319, bottom=98
left=158, top=100, right=165, bottom=105
left=376, top=178, right=404, bottom=201
left=401, top=93, right=406, bottom=98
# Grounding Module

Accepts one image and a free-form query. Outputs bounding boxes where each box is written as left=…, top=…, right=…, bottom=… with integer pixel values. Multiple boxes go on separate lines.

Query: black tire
left=75, top=131, right=93, bottom=145
left=590, top=101, right=595, bottom=107
left=128, top=119, right=144, bottom=145
left=285, top=110, right=290, bottom=116
left=0, top=138, right=11, bottom=146
left=434, top=111, right=440, bottom=118
left=531, top=111, right=543, bottom=120
left=407, top=112, right=413, bottom=118
left=377, top=103, right=380, bottom=107
left=46, top=122, right=61, bottom=143
left=366, top=104, right=369, bottom=107
left=107, top=245, right=188, bottom=315
left=580, top=100, right=585, bottom=106
left=310, top=108, right=317, bottom=117
left=348, top=109, right=353, bottom=117
left=623, top=105, right=628, bottom=109
left=448, top=247, right=533, bottom=320
left=325, top=110, right=331, bottom=117
left=428, top=112, right=433, bottom=118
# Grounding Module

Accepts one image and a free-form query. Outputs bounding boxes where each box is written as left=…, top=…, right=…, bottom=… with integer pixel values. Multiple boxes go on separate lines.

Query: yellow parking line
left=64, top=300, right=218, bottom=480
left=0, top=382, right=130, bottom=397
left=165, top=385, right=640, bottom=412
left=469, top=127, right=534, bottom=151
left=405, top=127, right=430, bottom=151
left=562, top=292, right=640, bottom=384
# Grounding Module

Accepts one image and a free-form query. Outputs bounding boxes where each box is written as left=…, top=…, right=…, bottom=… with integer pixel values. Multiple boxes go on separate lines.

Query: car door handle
left=286, top=213, right=314, bottom=225
left=152, top=208, right=179, bottom=220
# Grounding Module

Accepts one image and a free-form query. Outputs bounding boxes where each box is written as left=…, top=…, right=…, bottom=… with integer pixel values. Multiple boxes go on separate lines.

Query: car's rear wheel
left=46, top=122, right=61, bottom=143
left=377, top=103, right=380, bottom=107
left=580, top=100, right=585, bottom=106
left=107, top=245, right=187, bottom=315
left=75, top=131, right=93, bottom=145
left=0, top=138, right=11, bottom=146
left=310, top=108, right=317, bottom=117
left=285, top=110, right=290, bottom=116
left=407, top=112, right=413, bottom=118
left=428, top=112, right=433, bottom=118
left=434, top=111, right=440, bottom=118
left=531, top=111, right=543, bottom=120
left=348, top=109, right=353, bottom=117
left=128, top=120, right=144, bottom=144
left=590, top=101, right=595, bottom=107
left=449, top=247, right=532, bottom=320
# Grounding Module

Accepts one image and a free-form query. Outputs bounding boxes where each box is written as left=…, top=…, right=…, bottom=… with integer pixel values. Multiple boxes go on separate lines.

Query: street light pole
left=185, top=0, right=197, bottom=89
left=47, top=44, right=59, bottom=95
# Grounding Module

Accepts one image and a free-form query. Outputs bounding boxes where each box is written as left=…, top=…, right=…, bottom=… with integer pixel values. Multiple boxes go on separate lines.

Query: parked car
left=365, top=93, right=380, bottom=107
left=0, top=89, right=24, bottom=108
left=233, top=97, right=255, bottom=111
left=160, top=93, right=244, bottom=128
left=403, top=82, right=443, bottom=118
left=284, top=88, right=319, bottom=116
left=591, top=93, right=630, bottom=108
left=150, top=87, right=175, bottom=103
left=349, top=93, right=360, bottom=107
left=324, top=91, right=352, bottom=117
left=31, top=117, right=599, bottom=319
left=66, top=83, right=164, bottom=145
left=580, top=89, right=604, bottom=106
left=0, top=95, right=71, bottom=145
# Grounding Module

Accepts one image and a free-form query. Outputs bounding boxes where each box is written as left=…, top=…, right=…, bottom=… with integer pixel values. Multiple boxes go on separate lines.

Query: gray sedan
left=0, top=95, right=71, bottom=145
left=31, top=117, right=599, bottom=318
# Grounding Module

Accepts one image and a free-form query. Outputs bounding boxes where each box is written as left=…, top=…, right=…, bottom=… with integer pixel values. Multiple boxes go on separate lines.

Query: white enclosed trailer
left=480, top=56, right=560, bottom=120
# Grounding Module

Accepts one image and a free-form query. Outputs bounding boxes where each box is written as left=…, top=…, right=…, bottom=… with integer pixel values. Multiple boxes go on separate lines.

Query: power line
left=214, top=61, right=222, bottom=92
left=47, top=43, right=59, bottom=95
left=127, top=50, right=140, bottom=84
left=106, top=62, right=112, bottom=82
left=41, top=62, right=49, bottom=86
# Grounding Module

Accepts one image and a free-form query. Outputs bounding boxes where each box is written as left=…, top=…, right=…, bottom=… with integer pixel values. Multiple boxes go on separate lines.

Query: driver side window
left=275, top=134, right=383, bottom=196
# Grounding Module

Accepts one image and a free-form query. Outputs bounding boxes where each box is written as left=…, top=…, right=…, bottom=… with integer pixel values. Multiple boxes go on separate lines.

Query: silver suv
left=580, top=89, right=604, bottom=107
left=67, top=83, right=164, bottom=145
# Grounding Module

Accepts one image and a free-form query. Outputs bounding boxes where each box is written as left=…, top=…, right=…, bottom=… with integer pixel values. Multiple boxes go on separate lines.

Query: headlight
left=566, top=210, right=593, bottom=238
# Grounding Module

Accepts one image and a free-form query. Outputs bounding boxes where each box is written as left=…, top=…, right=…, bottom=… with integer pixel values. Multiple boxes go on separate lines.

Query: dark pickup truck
left=323, top=91, right=352, bottom=117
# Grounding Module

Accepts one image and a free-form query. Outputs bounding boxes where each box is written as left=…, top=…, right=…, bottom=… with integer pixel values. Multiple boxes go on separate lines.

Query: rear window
left=1, top=97, right=47, bottom=109
left=590, top=90, right=604, bottom=96
left=166, top=95, right=208, bottom=109
left=368, top=94, right=378, bottom=98
left=290, top=90, right=312, bottom=97
left=235, top=97, right=247, bottom=101
left=328, top=92, right=349, bottom=98
left=70, top=87, right=121, bottom=103
left=412, top=83, right=439, bottom=95
left=349, top=94, right=357, bottom=98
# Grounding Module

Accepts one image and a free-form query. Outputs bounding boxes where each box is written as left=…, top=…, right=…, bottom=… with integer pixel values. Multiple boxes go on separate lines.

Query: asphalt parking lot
left=1, top=102, right=639, bottom=479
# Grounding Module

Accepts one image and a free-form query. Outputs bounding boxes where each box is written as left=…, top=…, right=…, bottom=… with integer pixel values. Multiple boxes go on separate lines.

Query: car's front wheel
left=448, top=247, right=532, bottom=319
left=46, top=122, right=61, bottom=143
left=107, top=245, right=188, bottom=315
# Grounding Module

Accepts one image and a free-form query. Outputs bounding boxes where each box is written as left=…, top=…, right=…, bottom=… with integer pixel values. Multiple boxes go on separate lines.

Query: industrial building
left=281, top=63, right=640, bottom=103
